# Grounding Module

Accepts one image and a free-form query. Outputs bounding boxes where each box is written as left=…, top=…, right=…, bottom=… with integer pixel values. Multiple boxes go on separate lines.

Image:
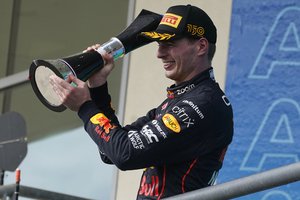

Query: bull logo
left=90, top=113, right=116, bottom=134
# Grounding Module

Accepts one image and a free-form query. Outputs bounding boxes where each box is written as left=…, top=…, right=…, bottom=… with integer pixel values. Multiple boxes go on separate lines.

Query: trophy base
left=29, top=59, right=71, bottom=112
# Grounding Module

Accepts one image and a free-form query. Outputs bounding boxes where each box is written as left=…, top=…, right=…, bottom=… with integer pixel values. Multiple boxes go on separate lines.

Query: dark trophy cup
left=29, top=9, right=162, bottom=112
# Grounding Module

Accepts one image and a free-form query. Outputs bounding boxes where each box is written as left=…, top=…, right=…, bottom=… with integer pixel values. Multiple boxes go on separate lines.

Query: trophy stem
left=96, top=37, right=125, bottom=63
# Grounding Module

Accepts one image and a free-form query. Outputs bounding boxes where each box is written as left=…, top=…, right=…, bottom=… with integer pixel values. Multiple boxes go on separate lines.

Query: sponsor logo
left=128, top=130, right=145, bottom=149
left=172, top=106, right=195, bottom=127
left=176, top=84, right=195, bottom=95
left=160, top=13, right=182, bottom=28
left=162, top=114, right=181, bottom=133
left=187, top=24, right=205, bottom=37
left=152, top=120, right=167, bottom=139
left=94, top=126, right=110, bottom=142
left=138, top=174, right=159, bottom=197
left=90, top=113, right=116, bottom=142
left=141, top=125, right=159, bottom=144
left=90, top=113, right=116, bottom=133
left=182, top=100, right=204, bottom=119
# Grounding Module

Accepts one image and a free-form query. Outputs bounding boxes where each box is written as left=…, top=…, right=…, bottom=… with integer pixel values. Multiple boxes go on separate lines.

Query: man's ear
left=196, top=38, right=209, bottom=56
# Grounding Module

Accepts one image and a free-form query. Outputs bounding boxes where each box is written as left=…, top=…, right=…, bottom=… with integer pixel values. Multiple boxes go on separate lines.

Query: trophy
left=29, top=9, right=162, bottom=112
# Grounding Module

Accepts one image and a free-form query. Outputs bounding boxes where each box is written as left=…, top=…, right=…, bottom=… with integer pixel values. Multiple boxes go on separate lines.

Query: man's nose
left=157, top=46, right=167, bottom=59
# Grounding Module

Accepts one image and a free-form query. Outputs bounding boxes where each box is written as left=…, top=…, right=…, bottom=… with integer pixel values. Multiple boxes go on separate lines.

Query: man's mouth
left=163, top=61, right=175, bottom=70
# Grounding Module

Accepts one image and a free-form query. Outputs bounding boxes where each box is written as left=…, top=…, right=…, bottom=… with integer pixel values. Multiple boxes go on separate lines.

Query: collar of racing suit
left=167, top=67, right=215, bottom=98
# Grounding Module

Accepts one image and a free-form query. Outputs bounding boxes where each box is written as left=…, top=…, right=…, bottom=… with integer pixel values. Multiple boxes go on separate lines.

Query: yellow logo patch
left=160, top=13, right=182, bottom=28
left=162, top=114, right=181, bottom=133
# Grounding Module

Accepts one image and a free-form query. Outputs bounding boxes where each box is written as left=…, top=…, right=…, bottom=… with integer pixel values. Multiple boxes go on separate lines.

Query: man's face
left=157, top=38, right=201, bottom=84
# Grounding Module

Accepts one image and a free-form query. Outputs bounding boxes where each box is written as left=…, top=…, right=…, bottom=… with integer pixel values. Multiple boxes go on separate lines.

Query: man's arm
left=78, top=93, right=233, bottom=170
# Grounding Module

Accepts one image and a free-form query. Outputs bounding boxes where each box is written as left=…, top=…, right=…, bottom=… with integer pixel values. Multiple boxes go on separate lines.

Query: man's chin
left=165, top=72, right=177, bottom=81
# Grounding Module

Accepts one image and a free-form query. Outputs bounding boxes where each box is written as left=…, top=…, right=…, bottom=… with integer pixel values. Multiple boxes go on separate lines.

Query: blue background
left=220, top=0, right=300, bottom=199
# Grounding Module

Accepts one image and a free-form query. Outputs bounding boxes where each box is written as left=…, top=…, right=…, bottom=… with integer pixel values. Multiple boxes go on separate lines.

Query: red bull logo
left=138, top=175, right=160, bottom=197
left=90, top=113, right=116, bottom=135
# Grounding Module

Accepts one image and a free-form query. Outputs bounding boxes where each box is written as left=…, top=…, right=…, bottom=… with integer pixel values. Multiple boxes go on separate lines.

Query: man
left=50, top=4, right=234, bottom=200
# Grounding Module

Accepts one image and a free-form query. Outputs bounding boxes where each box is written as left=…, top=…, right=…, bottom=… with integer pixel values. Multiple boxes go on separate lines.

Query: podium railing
left=162, top=162, right=300, bottom=200
left=1, top=163, right=299, bottom=199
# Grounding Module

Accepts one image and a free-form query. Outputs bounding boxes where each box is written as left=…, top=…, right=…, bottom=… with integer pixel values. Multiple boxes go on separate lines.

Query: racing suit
left=78, top=67, right=234, bottom=200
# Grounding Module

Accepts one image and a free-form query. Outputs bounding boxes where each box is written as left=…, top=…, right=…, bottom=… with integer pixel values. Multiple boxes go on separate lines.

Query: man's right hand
left=84, top=44, right=115, bottom=88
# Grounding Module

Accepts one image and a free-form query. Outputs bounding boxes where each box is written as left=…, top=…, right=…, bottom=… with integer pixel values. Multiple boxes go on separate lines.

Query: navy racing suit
left=78, top=67, right=234, bottom=199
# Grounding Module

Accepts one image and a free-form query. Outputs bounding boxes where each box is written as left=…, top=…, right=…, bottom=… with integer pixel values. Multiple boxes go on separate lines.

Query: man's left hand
left=49, top=74, right=91, bottom=111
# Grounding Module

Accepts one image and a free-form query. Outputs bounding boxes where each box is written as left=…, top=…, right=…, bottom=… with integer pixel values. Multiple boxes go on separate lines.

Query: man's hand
left=49, top=74, right=91, bottom=112
left=48, top=43, right=115, bottom=111
left=85, top=44, right=115, bottom=88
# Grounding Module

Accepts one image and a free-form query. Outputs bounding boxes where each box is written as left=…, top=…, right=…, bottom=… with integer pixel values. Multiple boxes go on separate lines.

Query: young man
left=50, top=4, right=234, bottom=200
